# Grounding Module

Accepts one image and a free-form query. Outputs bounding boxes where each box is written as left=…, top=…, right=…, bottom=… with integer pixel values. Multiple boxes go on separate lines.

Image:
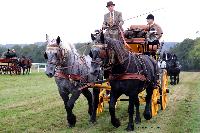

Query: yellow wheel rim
left=97, top=96, right=104, bottom=115
left=151, top=88, right=159, bottom=116
left=161, top=70, right=168, bottom=110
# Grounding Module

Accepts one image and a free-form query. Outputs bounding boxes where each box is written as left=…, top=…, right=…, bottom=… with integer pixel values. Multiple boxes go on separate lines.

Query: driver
left=102, top=1, right=124, bottom=40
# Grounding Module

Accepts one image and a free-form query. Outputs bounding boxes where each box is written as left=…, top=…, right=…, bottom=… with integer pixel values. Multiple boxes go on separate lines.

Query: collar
left=148, top=22, right=155, bottom=27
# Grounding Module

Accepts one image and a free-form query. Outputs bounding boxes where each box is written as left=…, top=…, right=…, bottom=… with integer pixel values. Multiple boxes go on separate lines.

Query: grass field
left=0, top=72, right=200, bottom=133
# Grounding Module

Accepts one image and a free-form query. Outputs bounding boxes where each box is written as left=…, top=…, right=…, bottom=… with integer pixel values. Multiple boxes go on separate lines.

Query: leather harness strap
left=54, top=71, right=85, bottom=81
left=110, top=73, right=146, bottom=81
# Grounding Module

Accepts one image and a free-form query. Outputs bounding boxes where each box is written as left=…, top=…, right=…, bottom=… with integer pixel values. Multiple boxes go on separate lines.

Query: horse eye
left=55, top=53, right=58, bottom=57
left=44, top=52, right=48, bottom=59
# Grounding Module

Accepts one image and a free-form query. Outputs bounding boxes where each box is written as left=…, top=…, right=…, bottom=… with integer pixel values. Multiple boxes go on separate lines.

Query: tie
left=109, top=12, right=114, bottom=27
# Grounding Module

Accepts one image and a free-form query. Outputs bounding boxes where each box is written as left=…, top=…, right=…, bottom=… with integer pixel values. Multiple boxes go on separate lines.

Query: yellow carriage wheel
left=97, top=96, right=104, bottom=115
left=96, top=89, right=105, bottom=115
left=160, top=69, right=169, bottom=110
left=151, top=88, right=159, bottom=116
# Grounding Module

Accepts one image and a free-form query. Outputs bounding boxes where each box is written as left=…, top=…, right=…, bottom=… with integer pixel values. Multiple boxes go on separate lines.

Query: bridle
left=45, top=44, right=66, bottom=67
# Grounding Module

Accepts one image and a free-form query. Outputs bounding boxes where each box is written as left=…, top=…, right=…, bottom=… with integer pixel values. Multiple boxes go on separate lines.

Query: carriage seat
left=124, top=25, right=160, bottom=52
left=125, top=38, right=145, bottom=44
left=130, top=25, right=148, bottom=31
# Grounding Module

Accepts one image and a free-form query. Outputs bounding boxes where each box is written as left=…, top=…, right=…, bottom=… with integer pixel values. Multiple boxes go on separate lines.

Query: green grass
left=0, top=72, right=200, bottom=133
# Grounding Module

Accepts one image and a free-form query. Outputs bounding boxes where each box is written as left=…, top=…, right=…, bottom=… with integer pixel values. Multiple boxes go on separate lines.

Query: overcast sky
left=0, top=0, right=199, bottom=44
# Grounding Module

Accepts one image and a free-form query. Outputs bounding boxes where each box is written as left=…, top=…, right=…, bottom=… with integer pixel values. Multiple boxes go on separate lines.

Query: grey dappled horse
left=90, top=31, right=159, bottom=131
left=44, top=35, right=99, bottom=127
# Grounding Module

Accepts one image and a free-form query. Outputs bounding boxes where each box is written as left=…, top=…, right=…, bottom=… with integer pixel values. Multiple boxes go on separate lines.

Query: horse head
left=44, top=35, right=65, bottom=78
left=90, top=30, right=120, bottom=77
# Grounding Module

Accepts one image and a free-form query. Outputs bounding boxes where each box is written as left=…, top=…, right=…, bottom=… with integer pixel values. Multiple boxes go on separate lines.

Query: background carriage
left=0, top=58, right=21, bottom=75
left=93, top=25, right=169, bottom=116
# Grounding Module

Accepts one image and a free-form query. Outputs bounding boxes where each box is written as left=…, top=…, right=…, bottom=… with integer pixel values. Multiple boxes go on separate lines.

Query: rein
left=118, top=26, right=133, bottom=51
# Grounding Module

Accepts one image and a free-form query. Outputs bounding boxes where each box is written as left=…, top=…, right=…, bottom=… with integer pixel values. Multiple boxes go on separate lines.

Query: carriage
left=92, top=25, right=169, bottom=117
left=44, top=28, right=169, bottom=131
left=0, top=58, right=21, bottom=75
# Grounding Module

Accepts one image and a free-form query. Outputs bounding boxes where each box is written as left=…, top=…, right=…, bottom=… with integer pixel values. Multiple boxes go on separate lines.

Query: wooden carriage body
left=0, top=58, right=21, bottom=75
left=124, top=25, right=160, bottom=54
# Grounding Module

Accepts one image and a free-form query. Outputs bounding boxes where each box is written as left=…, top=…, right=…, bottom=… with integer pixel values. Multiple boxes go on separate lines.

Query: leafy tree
left=170, top=38, right=200, bottom=71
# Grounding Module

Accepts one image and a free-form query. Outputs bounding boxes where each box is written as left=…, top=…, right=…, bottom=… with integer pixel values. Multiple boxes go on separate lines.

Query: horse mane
left=104, top=37, right=130, bottom=64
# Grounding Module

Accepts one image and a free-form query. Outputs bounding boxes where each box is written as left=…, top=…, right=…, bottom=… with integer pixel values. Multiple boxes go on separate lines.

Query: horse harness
left=97, top=44, right=148, bottom=82
left=45, top=43, right=88, bottom=83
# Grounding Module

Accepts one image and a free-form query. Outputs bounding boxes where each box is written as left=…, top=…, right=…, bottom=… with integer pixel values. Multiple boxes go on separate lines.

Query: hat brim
left=106, top=4, right=115, bottom=7
left=146, top=17, right=154, bottom=20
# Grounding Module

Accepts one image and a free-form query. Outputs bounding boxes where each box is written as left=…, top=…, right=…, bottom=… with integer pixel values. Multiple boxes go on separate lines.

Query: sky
left=0, top=0, right=199, bottom=44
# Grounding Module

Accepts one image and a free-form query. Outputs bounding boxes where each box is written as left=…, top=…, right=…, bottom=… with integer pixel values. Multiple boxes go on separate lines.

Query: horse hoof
left=143, top=110, right=152, bottom=120
left=126, top=124, right=134, bottom=131
left=135, top=117, right=141, bottom=124
left=89, top=117, right=96, bottom=124
left=67, top=114, right=76, bottom=127
left=111, top=118, right=121, bottom=128
left=68, top=124, right=75, bottom=128
left=143, top=113, right=152, bottom=120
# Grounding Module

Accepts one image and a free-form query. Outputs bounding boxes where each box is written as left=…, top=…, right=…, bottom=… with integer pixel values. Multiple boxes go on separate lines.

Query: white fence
left=31, top=63, right=47, bottom=72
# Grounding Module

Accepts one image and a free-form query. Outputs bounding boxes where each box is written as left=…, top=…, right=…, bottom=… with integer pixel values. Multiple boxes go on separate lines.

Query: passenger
left=4, top=49, right=11, bottom=58
left=10, top=49, right=17, bottom=58
left=146, top=14, right=163, bottom=42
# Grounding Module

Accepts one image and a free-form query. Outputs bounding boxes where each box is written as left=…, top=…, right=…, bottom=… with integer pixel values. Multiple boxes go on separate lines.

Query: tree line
left=170, top=37, right=200, bottom=71
left=0, top=42, right=90, bottom=63
left=0, top=44, right=47, bottom=63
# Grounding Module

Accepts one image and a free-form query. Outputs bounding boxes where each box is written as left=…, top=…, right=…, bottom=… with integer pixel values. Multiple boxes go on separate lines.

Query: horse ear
left=100, top=32, right=104, bottom=44
left=44, top=52, right=48, bottom=59
left=89, top=50, right=93, bottom=58
left=56, top=36, right=61, bottom=45
left=46, top=34, right=50, bottom=44
left=91, top=34, right=96, bottom=41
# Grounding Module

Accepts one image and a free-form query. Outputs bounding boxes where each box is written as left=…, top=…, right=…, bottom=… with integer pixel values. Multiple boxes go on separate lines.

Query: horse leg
left=81, top=88, right=95, bottom=123
left=109, top=90, right=121, bottom=128
left=177, top=74, right=179, bottom=84
left=91, top=88, right=100, bottom=123
left=22, top=67, right=25, bottom=75
left=66, top=90, right=81, bottom=127
left=174, top=75, right=177, bottom=85
left=126, top=96, right=135, bottom=131
left=25, top=67, right=28, bottom=74
left=143, top=85, right=153, bottom=120
left=134, top=96, right=141, bottom=124
left=28, top=67, right=31, bottom=74
left=58, top=88, right=73, bottom=127
left=170, top=75, right=173, bottom=85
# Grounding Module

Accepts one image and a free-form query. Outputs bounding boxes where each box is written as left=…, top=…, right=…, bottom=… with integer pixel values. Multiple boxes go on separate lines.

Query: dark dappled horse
left=90, top=31, right=159, bottom=131
left=19, top=56, right=32, bottom=75
left=44, top=36, right=99, bottom=127
left=166, top=54, right=180, bottom=85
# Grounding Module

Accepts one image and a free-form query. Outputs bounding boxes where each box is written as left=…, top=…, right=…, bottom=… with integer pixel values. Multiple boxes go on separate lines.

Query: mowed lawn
left=0, top=72, right=200, bottom=133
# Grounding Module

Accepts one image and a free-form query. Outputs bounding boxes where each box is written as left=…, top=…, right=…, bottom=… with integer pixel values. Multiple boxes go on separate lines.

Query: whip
left=123, top=8, right=164, bottom=22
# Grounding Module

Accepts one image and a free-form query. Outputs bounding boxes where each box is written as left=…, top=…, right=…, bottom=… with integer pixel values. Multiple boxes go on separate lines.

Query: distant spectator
left=10, top=49, right=17, bottom=58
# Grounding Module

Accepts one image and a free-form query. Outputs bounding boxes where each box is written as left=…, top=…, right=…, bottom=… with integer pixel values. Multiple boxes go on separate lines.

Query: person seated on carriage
left=102, top=1, right=124, bottom=41
left=10, top=49, right=17, bottom=59
left=4, top=49, right=12, bottom=58
left=146, top=14, right=163, bottom=56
